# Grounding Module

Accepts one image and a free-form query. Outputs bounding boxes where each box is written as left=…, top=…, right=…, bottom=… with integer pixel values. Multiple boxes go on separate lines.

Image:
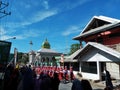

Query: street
left=59, top=81, right=105, bottom=90
left=59, top=80, right=120, bottom=90
left=59, top=82, right=72, bottom=90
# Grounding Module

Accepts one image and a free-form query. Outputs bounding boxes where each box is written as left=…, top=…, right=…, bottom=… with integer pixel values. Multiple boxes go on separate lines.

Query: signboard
left=0, top=40, right=11, bottom=65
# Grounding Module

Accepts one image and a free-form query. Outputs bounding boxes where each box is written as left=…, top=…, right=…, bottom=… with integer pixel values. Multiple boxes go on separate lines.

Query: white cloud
left=7, top=0, right=90, bottom=29
left=0, top=27, right=7, bottom=35
left=5, top=0, right=91, bottom=31
left=0, top=27, right=16, bottom=40
left=23, top=30, right=40, bottom=37
left=54, top=0, right=92, bottom=12
left=68, top=0, right=91, bottom=9
left=62, top=25, right=82, bottom=36
left=42, top=0, right=49, bottom=9
left=0, top=27, right=42, bottom=40
left=14, top=30, right=41, bottom=40
left=6, top=9, right=58, bottom=29
left=14, top=28, right=49, bottom=40
left=25, top=9, right=58, bottom=26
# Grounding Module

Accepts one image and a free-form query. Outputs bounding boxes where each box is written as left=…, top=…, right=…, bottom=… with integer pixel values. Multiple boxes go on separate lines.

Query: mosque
left=29, top=39, right=62, bottom=66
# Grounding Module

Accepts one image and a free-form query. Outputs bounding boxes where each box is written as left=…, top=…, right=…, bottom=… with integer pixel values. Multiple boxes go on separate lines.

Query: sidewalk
left=59, top=79, right=120, bottom=90
left=90, top=80, right=105, bottom=90
left=90, top=79, right=120, bottom=90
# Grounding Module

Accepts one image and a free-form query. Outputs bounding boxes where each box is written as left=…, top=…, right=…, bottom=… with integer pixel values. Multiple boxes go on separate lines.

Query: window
left=72, top=62, right=79, bottom=71
left=81, top=62, right=97, bottom=74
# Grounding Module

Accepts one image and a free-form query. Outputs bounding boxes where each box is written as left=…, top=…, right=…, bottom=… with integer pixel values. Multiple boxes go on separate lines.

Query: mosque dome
left=41, top=38, right=50, bottom=49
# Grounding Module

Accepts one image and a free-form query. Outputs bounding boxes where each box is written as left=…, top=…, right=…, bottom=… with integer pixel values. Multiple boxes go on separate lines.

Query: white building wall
left=106, top=63, right=120, bottom=79
left=29, top=51, right=36, bottom=64
left=79, top=48, right=120, bottom=80
left=73, top=71, right=100, bottom=80
left=82, top=72, right=99, bottom=80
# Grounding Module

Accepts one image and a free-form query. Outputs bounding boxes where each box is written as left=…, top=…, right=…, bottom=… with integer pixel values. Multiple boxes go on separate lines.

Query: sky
left=1, top=0, right=120, bottom=54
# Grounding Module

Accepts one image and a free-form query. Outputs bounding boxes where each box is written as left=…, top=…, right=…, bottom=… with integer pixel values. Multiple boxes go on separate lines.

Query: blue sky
left=1, top=0, right=120, bottom=54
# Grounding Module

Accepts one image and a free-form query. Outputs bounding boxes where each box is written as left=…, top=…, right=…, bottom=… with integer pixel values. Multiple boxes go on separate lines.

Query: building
left=29, top=39, right=61, bottom=66
left=64, top=50, right=80, bottom=71
left=72, top=15, right=120, bottom=80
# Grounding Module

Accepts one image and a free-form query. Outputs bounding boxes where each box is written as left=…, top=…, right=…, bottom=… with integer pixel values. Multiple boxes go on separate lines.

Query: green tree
left=17, top=52, right=29, bottom=64
left=21, top=53, right=29, bottom=64
left=69, top=43, right=80, bottom=55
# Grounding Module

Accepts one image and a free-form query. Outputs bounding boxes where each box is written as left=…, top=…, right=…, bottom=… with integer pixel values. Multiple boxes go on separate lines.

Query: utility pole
left=0, top=0, right=11, bottom=19
left=0, top=0, right=11, bottom=40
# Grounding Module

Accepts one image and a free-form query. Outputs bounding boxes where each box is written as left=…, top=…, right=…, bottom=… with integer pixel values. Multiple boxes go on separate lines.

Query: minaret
left=29, top=41, right=35, bottom=64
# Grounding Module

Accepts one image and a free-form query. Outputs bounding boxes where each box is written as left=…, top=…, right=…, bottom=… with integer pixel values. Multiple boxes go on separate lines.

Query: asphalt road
left=60, top=80, right=120, bottom=90
left=58, top=81, right=105, bottom=90
left=59, top=82, right=72, bottom=90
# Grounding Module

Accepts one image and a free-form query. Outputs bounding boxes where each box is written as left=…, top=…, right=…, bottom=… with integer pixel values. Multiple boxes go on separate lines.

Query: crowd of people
left=0, top=63, right=116, bottom=90
left=1, top=64, right=75, bottom=90
left=34, top=65, right=75, bottom=83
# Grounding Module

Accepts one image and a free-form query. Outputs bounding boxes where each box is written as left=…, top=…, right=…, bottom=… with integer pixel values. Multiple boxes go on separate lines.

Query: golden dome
left=41, top=38, right=50, bottom=49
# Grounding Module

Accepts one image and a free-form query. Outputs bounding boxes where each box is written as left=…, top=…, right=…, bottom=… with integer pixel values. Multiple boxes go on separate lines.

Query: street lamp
left=3, top=36, right=16, bottom=41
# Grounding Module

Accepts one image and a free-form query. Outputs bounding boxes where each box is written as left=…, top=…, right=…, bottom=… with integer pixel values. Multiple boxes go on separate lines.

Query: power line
left=0, top=0, right=11, bottom=19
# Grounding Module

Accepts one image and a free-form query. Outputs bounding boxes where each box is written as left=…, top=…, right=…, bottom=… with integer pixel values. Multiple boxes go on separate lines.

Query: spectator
left=69, top=66, right=74, bottom=82
left=40, top=73, right=52, bottom=90
left=104, top=66, right=113, bottom=89
left=17, top=66, right=34, bottom=90
left=51, top=72, right=60, bottom=90
left=71, top=72, right=83, bottom=90
left=81, top=79, right=92, bottom=90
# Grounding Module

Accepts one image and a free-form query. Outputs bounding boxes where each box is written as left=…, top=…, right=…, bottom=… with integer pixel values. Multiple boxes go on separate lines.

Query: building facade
left=72, top=15, right=120, bottom=80
left=29, top=39, right=61, bottom=66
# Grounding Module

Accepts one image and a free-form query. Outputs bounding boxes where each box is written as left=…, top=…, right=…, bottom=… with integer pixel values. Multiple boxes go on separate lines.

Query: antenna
left=0, top=0, right=11, bottom=19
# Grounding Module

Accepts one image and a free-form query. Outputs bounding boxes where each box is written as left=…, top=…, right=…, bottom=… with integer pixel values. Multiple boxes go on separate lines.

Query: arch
left=52, top=56, right=57, bottom=66
left=46, top=57, right=50, bottom=66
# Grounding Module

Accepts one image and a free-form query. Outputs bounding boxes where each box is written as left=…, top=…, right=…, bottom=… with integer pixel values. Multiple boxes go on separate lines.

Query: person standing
left=51, top=72, right=60, bottom=90
left=69, top=66, right=74, bottom=82
left=104, top=67, right=114, bottom=90
left=81, top=79, right=92, bottom=90
left=71, top=72, right=83, bottom=90
left=63, top=66, right=68, bottom=83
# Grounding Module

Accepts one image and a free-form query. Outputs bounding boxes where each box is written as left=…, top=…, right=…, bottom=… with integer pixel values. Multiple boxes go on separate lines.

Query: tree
left=17, top=52, right=29, bottom=64
left=69, top=43, right=80, bottom=55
